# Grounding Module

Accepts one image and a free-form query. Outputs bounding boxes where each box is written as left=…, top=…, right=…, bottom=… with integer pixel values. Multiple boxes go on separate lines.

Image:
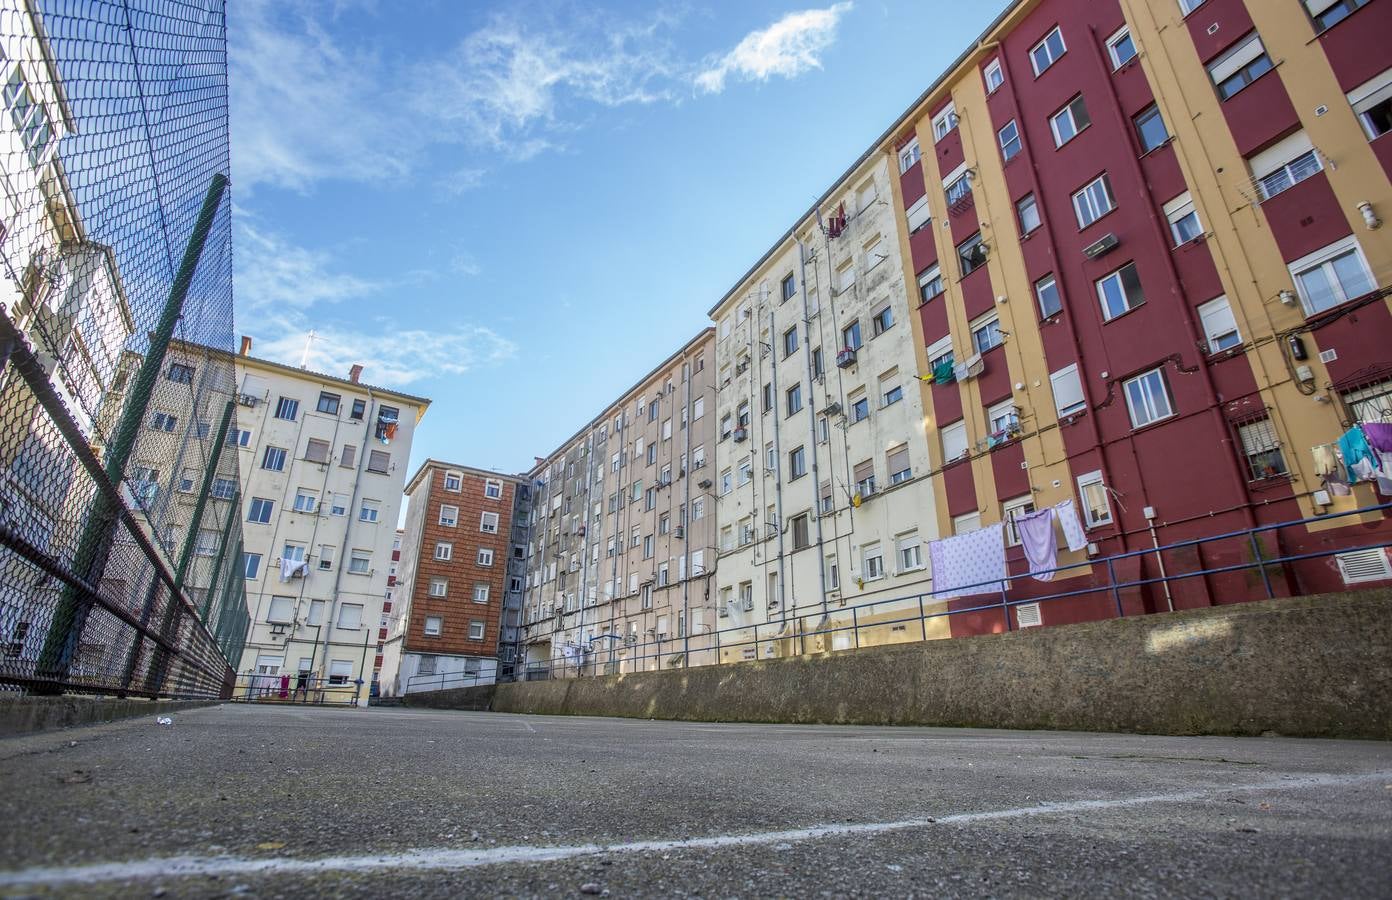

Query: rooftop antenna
left=299, top=329, right=317, bottom=369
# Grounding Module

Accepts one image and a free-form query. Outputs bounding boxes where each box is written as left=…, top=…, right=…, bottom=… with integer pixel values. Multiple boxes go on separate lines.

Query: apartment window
left=738, top=458, right=753, bottom=486
left=958, top=232, right=987, bottom=277
left=820, top=480, right=834, bottom=514
left=243, top=552, right=262, bottom=579
left=1289, top=236, right=1374, bottom=315
left=468, top=621, right=486, bottom=640
left=790, top=513, right=811, bottom=550
left=854, top=459, right=876, bottom=498
left=299, top=439, right=330, bottom=467
left=350, top=398, right=365, bottom=420
left=349, top=551, right=371, bottom=574
left=248, top=497, right=274, bottom=524
left=1133, top=104, right=1169, bottom=153
left=423, top=616, right=442, bottom=636
left=274, top=397, right=299, bottom=421
left=1072, top=174, right=1115, bottom=228
left=260, top=446, right=286, bottom=472
left=817, top=416, right=830, bottom=444
left=984, top=58, right=1004, bottom=93
left=1030, top=25, right=1066, bottom=75
left=836, top=260, right=856, bottom=293
left=1164, top=192, right=1203, bottom=245
left=267, top=596, right=294, bottom=625
left=1050, top=364, right=1086, bottom=417
left=988, top=399, right=1020, bottom=437
left=433, top=541, right=453, bottom=562
left=646, top=442, right=658, bottom=465
left=917, top=264, right=943, bottom=304
left=484, top=479, right=503, bottom=499
left=926, top=335, right=954, bottom=374
left=781, top=326, right=799, bottom=358
left=1309, top=0, right=1370, bottom=31
left=146, top=411, right=176, bottom=435
left=1050, top=96, right=1091, bottom=147
left=942, top=420, right=969, bottom=462
left=316, top=392, right=340, bottom=415
left=293, top=489, right=318, bottom=514
left=953, top=512, right=982, bottom=535
left=719, top=468, right=733, bottom=494
left=788, top=446, right=807, bottom=480
left=862, top=543, right=885, bottom=580
left=843, top=320, right=863, bottom=351
left=438, top=504, right=459, bottom=527
left=477, top=547, right=494, bottom=566
left=905, top=195, right=931, bottom=234
left=1002, top=496, right=1037, bottom=547
left=812, top=347, right=825, bottom=379
left=334, top=603, right=363, bottom=630
left=318, top=545, right=335, bottom=571
left=777, top=272, right=797, bottom=304
left=1209, top=33, right=1271, bottom=100
left=856, top=180, right=877, bottom=212
left=898, top=136, right=922, bottom=172
left=211, top=477, right=236, bottom=500
left=473, top=583, right=490, bottom=603
left=1097, top=262, right=1145, bottom=320
left=429, top=577, right=448, bottom=598
left=1179, top=0, right=1206, bottom=13
left=944, top=169, right=972, bottom=205
left=194, top=529, right=219, bottom=557
left=881, top=373, right=903, bottom=407
left=786, top=383, right=803, bottom=417
left=340, top=444, right=357, bottom=469
left=1106, top=25, right=1136, bottom=68
left=367, top=450, right=390, bottom=474
left=480, top=511, right=499, bottom=533
left=971, top=314, right=1004, bottom=354
left=359, top=499, right=380, bottom=523
left=167, top=363, right=194, bottom=384
left=850, top=394, right=870, bottom=423
left=871, top=305, right=894, bottom=337
left=175, top=467, right=194, bottom=493
left=998, top=119, right=1022, bottom=161
left=648, top=399, right=659, bottom=422
left=887, top=444, right=911, bottom=485
left=1349, top=68, right=1392, bottom=140
left=1198, top=296, right=1241, bottom=352
left=1017, top=194, right=1041, bottom=234
left=1035, top=273, right=1062, bottom=319
left=693, top=396, right=705, bottom=421
left=897, top=531, right=923, bottom=571
left=662, top=418, right=673, bottom=441
left=1077, top=470, right=1112, bottom=527
left=692, top=497, right=705, bottom=521
left=227, top=427, right=252, bottom=448
left=1123, top=367, right=1175, bottom=428
left=932, top=101, right=959, bottom=140
left=1236, top=417, right=1289, bottom=480
left=329, top=493, right=347, bottom=516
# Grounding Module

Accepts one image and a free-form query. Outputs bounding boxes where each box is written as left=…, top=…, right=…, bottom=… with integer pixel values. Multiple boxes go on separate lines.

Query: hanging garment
left=279, top=557, right=307, bottom=582
left=1311, top=444, right=1340, bottom=477
left=932, top=359, right=955, bottom=384
left=1351, top=456, right=1378, bottom=483
left=1014, top=507, right=1058, bottom=582
left=1054, top=499, right=1090, bottom=552
left=1362, top=422, right=1392, bottom=454
left=927, top=523, right=1006, bottom=598
left=1324, top=475, right=1352, bottom=497
left=1338, top=426, right=1377, bottom=482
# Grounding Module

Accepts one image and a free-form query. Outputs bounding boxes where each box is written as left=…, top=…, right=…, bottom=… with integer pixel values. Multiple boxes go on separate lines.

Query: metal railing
left=403, top=670, right=490, bottom=695
left=535, top=503, right=1392, bottom=679
left=230, top=674, right=361, bottom=706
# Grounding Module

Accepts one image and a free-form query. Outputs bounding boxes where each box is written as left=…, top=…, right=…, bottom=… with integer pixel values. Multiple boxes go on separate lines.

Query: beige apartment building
left=709, top=153, right=945, bottom=660
left=519, top=329, right=717, bottom=676
left=160, top=337, right=428, bottom=702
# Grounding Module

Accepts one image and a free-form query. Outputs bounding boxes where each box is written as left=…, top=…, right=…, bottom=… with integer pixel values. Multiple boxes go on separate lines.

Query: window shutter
left=1207, top=33, right=1264, bottom=86
left=887, top=446, right=910, bottom=475
left=853, top=460, right=874, bottom=484
left=1050, top=365, right=1085, bottom=416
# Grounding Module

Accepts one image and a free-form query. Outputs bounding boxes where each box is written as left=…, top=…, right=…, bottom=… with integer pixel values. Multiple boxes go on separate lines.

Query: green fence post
left=35, top=174, right=229, bottom=690
left=202, top=490, right=240, bottom=623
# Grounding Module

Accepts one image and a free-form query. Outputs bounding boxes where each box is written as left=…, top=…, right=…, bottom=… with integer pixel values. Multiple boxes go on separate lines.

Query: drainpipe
left=766, top=308, right=789, bottom=624
left=680, top=358, right=692, bottom=664
left=798, top=241, right=829, bottom=619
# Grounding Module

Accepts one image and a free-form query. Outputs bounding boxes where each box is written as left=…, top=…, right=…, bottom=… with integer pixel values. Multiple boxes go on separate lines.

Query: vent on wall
left=1318, top=348, right=1338, bottom=364
left=1016, top=602, right=1043, bottom=628
left=1336, top=548, right=1392, bottom=585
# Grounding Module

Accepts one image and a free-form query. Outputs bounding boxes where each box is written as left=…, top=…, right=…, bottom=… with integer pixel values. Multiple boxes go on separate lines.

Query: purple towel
left=1015, top=507, right=1058, bottom=582
left=1363, top=422, right=1392, bottom=454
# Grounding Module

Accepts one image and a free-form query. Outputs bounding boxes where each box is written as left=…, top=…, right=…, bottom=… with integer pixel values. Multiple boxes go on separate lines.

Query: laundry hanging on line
left=927, top=523, right=1006, bottom=598
left=1014, top=507, right=1058, bottom=582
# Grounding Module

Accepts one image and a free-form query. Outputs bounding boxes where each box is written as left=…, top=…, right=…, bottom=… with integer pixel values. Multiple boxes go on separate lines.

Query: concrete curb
left=0, top=697, right=222, bottom=737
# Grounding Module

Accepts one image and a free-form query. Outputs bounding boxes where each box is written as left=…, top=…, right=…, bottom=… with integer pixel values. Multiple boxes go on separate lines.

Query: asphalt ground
left=0, top=704, right=1389, bottom=898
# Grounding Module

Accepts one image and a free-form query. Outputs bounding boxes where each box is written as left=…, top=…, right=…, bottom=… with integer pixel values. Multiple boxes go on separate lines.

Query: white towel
left=1054, top=499, right=1089, bottom=552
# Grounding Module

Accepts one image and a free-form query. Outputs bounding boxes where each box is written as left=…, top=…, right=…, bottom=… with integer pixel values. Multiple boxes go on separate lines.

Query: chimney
left=348, top=364, right=363, bottom=384
left=239, top=335, right=252, bottom=356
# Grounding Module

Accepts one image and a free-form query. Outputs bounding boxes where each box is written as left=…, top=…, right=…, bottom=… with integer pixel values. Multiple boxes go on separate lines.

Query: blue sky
left=228, top=0, right=1010, bottom=475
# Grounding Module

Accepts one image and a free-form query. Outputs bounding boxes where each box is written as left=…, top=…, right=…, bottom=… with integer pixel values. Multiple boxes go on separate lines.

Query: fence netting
left=0, top=0, right=241, bottom=698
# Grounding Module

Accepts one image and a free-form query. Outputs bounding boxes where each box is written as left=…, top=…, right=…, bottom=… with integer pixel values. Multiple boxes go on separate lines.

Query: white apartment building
left=710, top=153, right=944, bottom=659
left=166, top=337, right=429, bottom=702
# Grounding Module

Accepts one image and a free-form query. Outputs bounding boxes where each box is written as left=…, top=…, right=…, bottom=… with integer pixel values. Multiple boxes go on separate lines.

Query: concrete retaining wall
left=406, top=590, right=1392, bottom=739
left=0, top=697, right=221, bottom=737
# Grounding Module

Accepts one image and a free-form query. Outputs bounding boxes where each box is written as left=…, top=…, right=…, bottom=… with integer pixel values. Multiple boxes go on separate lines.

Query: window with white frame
left=887, top=444, right=911, bottom=484
left=1179, top=0, right=1206, bottom=14
left=987, top=399, right=1020, bottom=437
left=473, top=583, right=490, bottom=603
left=468, top=621, right=486, bottom=640
left=1164, top=191, right=1203, bottom=244
left=953, top=512, right=982, bottom=535
left=477, top=547, right=494, bottom=566
left=429, top=577, right=447, bottom=598
left=897, top=531, right=923, bottom=571
left=926, top=335, right=954, bottom=373
left=434, top=541, right=453, bottom=561
left=941, top=420, right=969, bottom=462
left=1236, top=417, right=1289, bottom=480
left=1002, top=495, right=1036, bottom=546
left=1123, top=367, right=1175, bottom=428
left=1288, top=236, right=1375, bottom=315
left=856, top=180, right=877, bottom=212
left=905, top=194, right=931, bottom=233
left=1348, top=67, right=1392, bottom=140
left=1077, top=470, right=1112, bottom=527
left=1208, top=32, right=1271, bottom=100
left=336, top=602, right=364, bottom=630
left=438, top=504, right=458, bottom=527
left=971, top=313, right=1004, bottom=353
left=443, top=471, right=462, bottom=491
left=1030, top=25, right=1066, bottom=76
left=423, top=616, right=442, bottom=636
left=480, top=511, right=499, bottom=533
left=932, top=101, right=959, bottom=140
left=1249, top=131, right=1323, bottom=200
left=484, top=479, right=503, bottom=499
left=1072, top=173, right=1114, bottom=228
left=1017, top=193, right=1041, bottom=234
left=944, top=164, right=972, bottom=205
left=1050, top=364, right=1086, bottom=417
left=998, top=120, right=1022, bottom=161
left=984, top=57, right=1004, bottom=93
left=1035, top=273, right=1062, bottom=319
left=1050, top=95, right=1091, bottom=146
left=1308, top=0, right=1370, bottom=32
left=862, top=543, right=885, bottom=580
left=1097, top=262, right=1145, bottom=320
left=881, top=370, right=903, bottom=407
left=267, top=596, right=294, bottom=624
left=918, top=264, right=943, bottom=303
left=1106, top=25, right=1136, bottom=68
left=359, top=499, right=380, bottom=522
left=292, top=488, right=317, bottom=513
left=898, top=136, right=921, bottom=173
left=837, top=259, right=856, bottom=293
left=1134, top=104, right=1169, bottom=153
left=1198, top=296, right=1241, bottom=352
left=348, top=550, right=371, bottom=574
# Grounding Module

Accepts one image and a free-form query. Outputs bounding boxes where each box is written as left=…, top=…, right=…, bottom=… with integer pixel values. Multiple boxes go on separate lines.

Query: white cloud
left=236, top=222, right=379, bottom=309
left=695, top=3, right=853, bottom=94
left=251, top=320, right=517, bottom=387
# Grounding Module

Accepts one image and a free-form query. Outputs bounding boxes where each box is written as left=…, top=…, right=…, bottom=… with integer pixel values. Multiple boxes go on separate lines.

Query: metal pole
left=1249, top=531, right=1274, bottom=600
left=851, top=607, right=859, bottom=649
left=36, top=173, right=229, bottom=686
left=202, top=489, right=240, bottom=621
left=1000, top=577, right=1012, bottom=632
left=797, top=241, right=830, bottom=620
left=918, top=594, right=927, bottom=642
left=1107, top=557, right=1124, bottom=618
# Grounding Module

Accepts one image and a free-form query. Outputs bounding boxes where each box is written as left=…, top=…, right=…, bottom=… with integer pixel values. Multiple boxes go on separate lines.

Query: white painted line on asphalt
left=2, top=770, right=1386, bottom=888
left=521, top=720, right=537, bottom=733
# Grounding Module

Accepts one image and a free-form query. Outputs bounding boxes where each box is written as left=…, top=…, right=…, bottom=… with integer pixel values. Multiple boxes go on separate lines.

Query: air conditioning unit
left=673, top=526, right=685, bottom=539
left=1082, top=232, right=1119, bottom=260
left=836, top=348, right=857, bottom=369
left=236, top=393, right=259, bottom=407
left=624, top=633, right=636, bottom=645
left=821, top=401, right=842, bottom=416
left=698, top=478, right=712, bottom=489
left=732, top=427, right=748, bottom=443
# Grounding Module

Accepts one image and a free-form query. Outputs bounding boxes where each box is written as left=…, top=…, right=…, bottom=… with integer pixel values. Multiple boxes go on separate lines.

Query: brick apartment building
left=378, top=462, right=526, bottom=694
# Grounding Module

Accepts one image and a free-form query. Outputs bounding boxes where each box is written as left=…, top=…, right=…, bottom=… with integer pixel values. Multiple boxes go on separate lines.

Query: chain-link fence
left=0, top=0, right=241, bottom=698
